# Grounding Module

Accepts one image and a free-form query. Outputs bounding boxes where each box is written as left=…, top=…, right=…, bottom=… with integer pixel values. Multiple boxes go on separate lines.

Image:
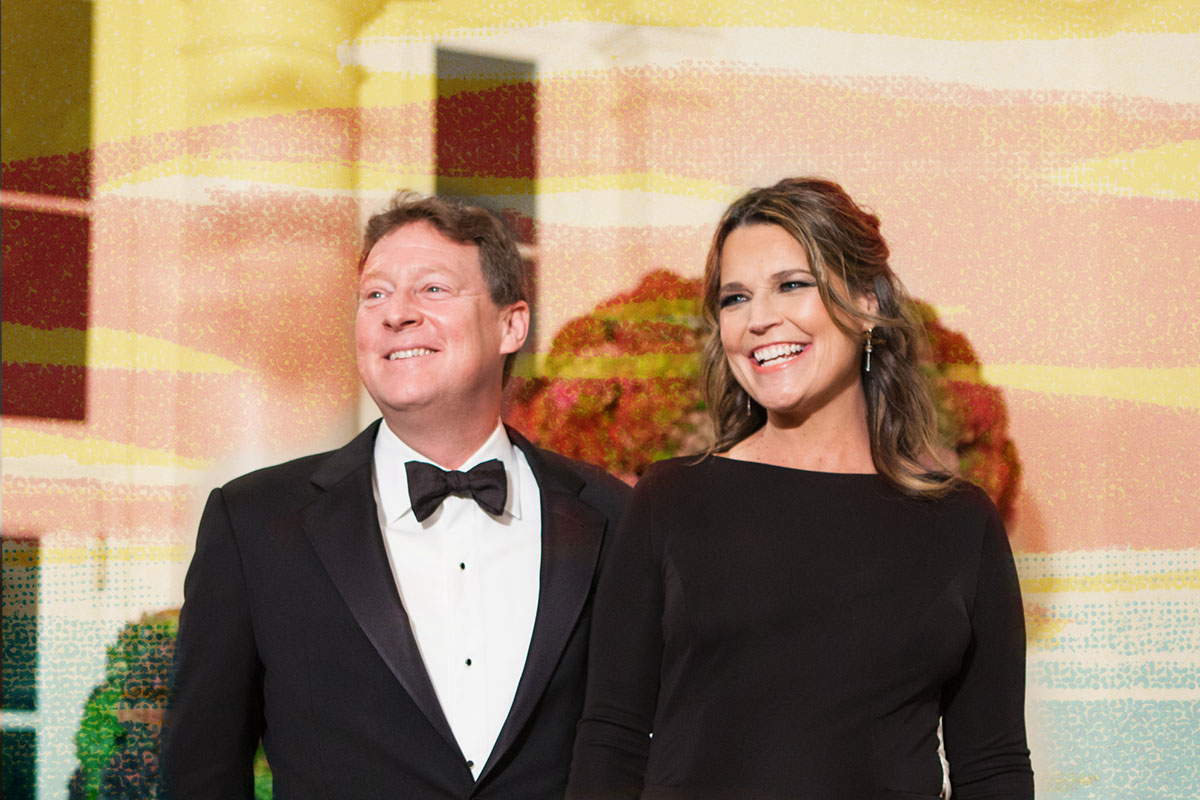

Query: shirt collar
left=373, top=420, right=523, bottom=525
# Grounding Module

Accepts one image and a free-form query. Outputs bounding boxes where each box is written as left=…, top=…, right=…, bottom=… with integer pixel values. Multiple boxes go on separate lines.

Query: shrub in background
left=68, top=610, right=271, bottom=799
left=507, top=271, right=1021, bottom=519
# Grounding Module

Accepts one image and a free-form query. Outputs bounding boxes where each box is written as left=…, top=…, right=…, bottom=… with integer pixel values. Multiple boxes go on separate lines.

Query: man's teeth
left=387, top=348, right=434, bottom=360
left=754, top=343, right=806, bottom=365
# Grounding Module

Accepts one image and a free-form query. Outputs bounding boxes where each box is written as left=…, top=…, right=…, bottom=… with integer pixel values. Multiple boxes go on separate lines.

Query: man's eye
left=364, top=289, right=385, bottom=300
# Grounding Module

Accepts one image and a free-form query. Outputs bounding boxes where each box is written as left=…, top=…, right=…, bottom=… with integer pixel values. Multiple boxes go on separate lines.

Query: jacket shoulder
left=533, top=447, right=632, bottom=512
left=213, top=451, right=336, bottom=518
left=216, top=423, right=378, bottom=511
left=221, top=449, right=332, bottom=491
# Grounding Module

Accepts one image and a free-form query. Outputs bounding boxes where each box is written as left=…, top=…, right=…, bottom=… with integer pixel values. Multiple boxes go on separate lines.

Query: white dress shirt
left=372, top=421, right=541, bottom=779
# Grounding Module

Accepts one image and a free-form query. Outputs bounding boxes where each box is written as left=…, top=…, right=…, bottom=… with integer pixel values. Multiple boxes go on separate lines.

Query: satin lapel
left=299, top=423, right=460, bottom=753
left=479, top=433, right=606, bottom=780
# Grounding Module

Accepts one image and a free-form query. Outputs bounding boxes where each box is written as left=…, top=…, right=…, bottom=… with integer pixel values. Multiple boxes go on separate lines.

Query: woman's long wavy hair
left=701, top=177, right=953, bottom=497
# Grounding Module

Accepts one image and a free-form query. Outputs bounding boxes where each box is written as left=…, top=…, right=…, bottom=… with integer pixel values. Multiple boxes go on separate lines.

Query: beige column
left=178, top=0, right=387, bottom=462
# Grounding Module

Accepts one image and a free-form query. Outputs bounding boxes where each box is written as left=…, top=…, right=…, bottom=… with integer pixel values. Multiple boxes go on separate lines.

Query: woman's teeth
left=753, top=343, right=806, bottom=366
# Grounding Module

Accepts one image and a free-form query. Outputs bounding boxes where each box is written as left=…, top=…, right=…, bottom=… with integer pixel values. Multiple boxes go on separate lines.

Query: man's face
left=355, top=221, right=528, bottom=426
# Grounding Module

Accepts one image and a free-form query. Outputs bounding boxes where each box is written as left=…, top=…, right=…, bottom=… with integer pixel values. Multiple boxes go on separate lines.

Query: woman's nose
left=746, top=294, right=781, bottom=335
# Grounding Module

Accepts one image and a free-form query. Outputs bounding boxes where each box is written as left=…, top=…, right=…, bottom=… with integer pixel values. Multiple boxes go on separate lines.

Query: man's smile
left=387, top=348, right=436, bottom=361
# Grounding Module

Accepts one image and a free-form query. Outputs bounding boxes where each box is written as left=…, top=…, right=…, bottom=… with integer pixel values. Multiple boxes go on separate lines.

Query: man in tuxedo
left=163, top=193, right=629, bottom=799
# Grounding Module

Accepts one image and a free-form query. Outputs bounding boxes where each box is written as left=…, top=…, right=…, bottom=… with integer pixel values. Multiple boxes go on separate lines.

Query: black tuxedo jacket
left=163, top=421, right=629, bottom=799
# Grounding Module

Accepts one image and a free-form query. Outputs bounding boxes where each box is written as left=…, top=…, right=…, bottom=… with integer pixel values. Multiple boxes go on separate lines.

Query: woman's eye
left=718, top=293, right=746, bottom=309
left=780, top=279, right=813, bottom=292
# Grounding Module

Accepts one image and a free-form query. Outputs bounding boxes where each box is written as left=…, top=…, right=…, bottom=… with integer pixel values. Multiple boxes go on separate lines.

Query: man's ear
left=499, top=300, right=530, bottom=355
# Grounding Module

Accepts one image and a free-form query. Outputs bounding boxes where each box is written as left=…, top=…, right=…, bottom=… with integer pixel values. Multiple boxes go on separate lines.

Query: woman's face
left=717, top=224, right=872, bottom=423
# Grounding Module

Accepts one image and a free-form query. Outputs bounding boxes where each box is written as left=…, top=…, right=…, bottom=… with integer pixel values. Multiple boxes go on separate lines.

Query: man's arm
left=163, top=488, right=264, bottom=799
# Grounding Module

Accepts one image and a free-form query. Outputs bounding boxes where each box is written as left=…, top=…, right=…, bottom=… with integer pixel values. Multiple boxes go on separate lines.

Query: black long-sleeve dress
left=568, top=455, right=1033, bottom=800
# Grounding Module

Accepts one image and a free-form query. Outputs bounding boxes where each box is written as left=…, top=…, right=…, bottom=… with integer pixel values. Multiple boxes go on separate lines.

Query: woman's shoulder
left=908, top=477, right=1007, bottom=548
left=635, top=453, right=718, bottom=487
left=938, top=477, right=1003, bottom=518
left=634, top=453, right=869, bottom=501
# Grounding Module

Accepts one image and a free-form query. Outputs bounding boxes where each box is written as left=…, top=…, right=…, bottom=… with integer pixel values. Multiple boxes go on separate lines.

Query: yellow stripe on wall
left=97, top=156, right=363, bottom=195
left=1045, top=139, right=1200, bottom=200
left=1, top=323, right=247, bottom=374
left=511, top=352, right=701, bottom=379
left=2, top=429, right=209, bottom=470
left=538, top=172, right=742, bottom=202
left=1, top=544, right=189, bottom=568
left=980, top=364, right=1200, bottom=410
left=365, top=0, right=1200, bottom=40
left=1023, top=570, right=1200, bottom=593
left=99, top=160, right=744, bottom=203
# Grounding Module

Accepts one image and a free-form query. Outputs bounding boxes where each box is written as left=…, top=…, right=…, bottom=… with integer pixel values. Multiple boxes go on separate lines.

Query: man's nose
left=383, top=291, right=423, bottom=329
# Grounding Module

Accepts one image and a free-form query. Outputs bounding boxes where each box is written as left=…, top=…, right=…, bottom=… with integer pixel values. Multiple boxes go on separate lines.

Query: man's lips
left=386, top=347, right=436, bottom=361
left=751, top=342, right=807, bottom=367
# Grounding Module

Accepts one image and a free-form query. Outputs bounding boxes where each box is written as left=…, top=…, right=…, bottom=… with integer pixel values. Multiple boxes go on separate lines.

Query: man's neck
left=381, top=410, right=504, bottom=470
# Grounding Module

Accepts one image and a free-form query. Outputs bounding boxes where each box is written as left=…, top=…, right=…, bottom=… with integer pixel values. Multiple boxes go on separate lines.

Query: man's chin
left=374, top=395, right=440, bottom=418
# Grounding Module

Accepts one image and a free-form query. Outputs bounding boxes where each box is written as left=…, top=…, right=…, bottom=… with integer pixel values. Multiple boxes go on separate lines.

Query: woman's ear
left=856, top=289, right=879, bottom=323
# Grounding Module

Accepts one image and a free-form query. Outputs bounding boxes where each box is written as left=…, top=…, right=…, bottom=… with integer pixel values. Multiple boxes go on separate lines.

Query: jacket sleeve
left=163, top=488, right=263, bottom=799
left=941, top=502, right=1035, bottom=799
left=567, top=473, right=663, bottom=799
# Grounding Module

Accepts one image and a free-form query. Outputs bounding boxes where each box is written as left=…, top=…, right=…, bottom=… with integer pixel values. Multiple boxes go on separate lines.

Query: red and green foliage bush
left=507, top=272, right=1021, bottom=520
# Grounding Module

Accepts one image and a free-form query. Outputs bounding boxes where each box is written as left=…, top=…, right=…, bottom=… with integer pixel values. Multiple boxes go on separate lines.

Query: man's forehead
left=363, top=222, right=481, bottom=270
left=374, top=220, right=475, bottom=249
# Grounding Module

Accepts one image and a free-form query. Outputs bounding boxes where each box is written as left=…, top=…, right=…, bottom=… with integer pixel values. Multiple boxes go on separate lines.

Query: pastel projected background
left=2, top=1, right=1197, bottom=797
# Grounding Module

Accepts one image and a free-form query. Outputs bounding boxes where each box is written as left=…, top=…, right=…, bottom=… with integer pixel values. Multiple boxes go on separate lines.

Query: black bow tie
left=405, top=459, right=508, bottom=523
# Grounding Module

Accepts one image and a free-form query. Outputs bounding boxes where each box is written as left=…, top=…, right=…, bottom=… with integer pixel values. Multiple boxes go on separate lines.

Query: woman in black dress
left=567, top=178, right=1033, bottom=799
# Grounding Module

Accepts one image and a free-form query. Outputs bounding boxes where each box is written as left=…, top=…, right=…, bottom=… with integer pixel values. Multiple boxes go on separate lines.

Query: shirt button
left=465, top=658, right=472, bottom=666
left=466, top=760, right=474, bottom=769
left=460, top=562, right=466, bottom=570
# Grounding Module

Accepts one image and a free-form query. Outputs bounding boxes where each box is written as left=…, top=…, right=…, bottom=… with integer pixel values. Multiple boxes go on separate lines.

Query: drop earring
left=745, top=394, right=752, bottom=416
left=864, top=327, right=875, bottom=372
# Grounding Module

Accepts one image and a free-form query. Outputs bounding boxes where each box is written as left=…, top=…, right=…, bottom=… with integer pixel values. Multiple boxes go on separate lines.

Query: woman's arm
left=941, top=500, right=1035, bottom=799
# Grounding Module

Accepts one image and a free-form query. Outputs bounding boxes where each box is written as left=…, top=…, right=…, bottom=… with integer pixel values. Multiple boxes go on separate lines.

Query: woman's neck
left=729, top=391, right=874, bottom=473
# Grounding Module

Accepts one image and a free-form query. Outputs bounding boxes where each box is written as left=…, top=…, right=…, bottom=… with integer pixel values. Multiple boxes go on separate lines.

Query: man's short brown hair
left=359, top=192, right=528, bottom=309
